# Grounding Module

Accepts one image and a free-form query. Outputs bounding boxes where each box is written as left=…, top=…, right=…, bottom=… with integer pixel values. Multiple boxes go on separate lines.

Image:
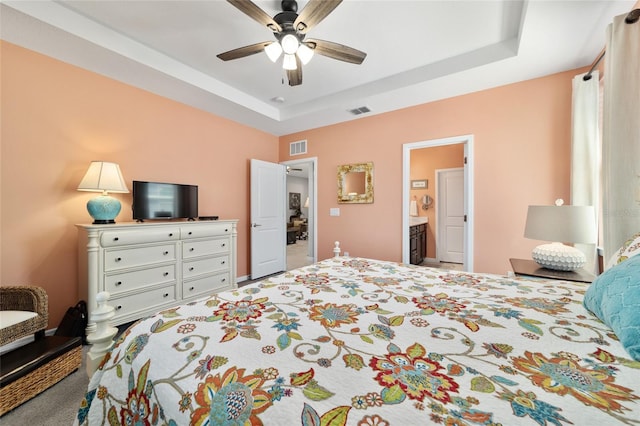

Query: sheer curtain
left=602, top=12, right=640, bottom=264
left=571, top=71, right=600, bottom=274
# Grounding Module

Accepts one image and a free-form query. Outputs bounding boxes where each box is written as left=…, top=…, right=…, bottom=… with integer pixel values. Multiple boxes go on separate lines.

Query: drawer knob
left=163, top=251, right=169, bottom=255
left=163, top=272, right=169, bottom=277
left=190, top=248, right=195, bottom=252
left=221, top=243, right=226, bottom=247
left=114, top=237, right=119, bottom=241
left=188, top=231, right=193, bottom=235
left=169, top=233, right=173, bottom=237
left=116, top=281, right=122, bottom=286
left=221, top=260, right=226, bottom=265
left=163, top=293, right=169, bottom=298
left=189, top=267, right=194, bottom=271
left=116, top=305, right=122, bottom=310
left=115, top=257, right=122, bottom=262
left=221, top=278, right=226, bottom=282
left=189, top=286, right=195, bottom=291
left=225, top=228, right=228, bottom=232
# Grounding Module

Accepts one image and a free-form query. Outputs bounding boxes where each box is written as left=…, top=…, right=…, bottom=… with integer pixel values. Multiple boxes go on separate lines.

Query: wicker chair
left=0, top=286, right=48, bottom=346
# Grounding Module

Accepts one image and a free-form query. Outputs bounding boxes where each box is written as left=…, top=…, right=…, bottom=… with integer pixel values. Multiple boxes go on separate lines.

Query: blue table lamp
left=78, top=161, right=129, bottom=224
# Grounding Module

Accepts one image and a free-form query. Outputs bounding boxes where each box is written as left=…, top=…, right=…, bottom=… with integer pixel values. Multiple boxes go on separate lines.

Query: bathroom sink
left=409, top=217, right=428, bottom=226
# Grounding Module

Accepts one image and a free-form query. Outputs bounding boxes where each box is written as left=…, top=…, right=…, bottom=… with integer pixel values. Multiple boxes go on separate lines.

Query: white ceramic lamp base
left=531, top=242, right=586, bottom=271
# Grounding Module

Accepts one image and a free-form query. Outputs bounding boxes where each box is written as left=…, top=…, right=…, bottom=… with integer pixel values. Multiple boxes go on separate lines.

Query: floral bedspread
left=77, top=257, right=640, bottom=425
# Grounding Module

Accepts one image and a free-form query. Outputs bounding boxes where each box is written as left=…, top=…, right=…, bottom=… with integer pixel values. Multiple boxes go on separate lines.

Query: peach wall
left=1, top=39, right=585, bottom=329
left=280, top=68, right=581, bottom=273
left=410, top=144, right=465, bottom=258
left=1, top=42, right=278, bottom=328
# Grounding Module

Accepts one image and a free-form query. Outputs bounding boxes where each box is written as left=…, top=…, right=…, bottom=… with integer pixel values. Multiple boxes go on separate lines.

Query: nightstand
left=509, top=258, right=595, bottom=283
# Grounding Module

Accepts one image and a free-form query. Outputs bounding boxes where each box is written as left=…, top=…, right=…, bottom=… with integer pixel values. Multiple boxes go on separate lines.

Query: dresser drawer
left=100, top=228, right=180, bottom=247
left=183, top=255, right=229, bottom=278
left=104, top=244, right=177, bottom=271
left=181, top=223, right=232, bottom=239
left=183, top=238, right=229, bottom=259
left=105, top=264, right=176, bottom=294
left=183, top=272, right=231, bottom=299
left=110, top=285, right=176, bottom=319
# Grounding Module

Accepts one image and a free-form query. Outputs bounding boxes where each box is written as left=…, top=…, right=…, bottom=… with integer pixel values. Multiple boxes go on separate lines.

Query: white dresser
left=77, top=220, right=237, bottom=326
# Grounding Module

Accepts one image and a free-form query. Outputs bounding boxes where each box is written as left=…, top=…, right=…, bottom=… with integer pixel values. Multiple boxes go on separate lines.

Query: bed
left=76, top=251, right=640, bottom=425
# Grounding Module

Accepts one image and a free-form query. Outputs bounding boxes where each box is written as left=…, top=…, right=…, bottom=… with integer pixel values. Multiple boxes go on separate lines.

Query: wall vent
left=290, top=140, right=307, bottom=156
left=348, top=106, right=371, bottom=115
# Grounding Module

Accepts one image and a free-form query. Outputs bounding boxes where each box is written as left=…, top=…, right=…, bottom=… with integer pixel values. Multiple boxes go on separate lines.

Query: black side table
left=509, top=258, right=595, bottom=283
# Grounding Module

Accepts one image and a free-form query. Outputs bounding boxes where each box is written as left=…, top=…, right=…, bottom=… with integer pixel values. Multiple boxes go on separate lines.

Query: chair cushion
left=0, top=311, right=38, bottom=329
left=583, top=254, right=640, bottom=360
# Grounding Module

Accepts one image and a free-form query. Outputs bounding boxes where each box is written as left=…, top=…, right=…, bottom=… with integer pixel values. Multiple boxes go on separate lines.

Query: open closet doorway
left=282, top=158, right=317, bottom=270
left=402, top=135, right=474, bottom=271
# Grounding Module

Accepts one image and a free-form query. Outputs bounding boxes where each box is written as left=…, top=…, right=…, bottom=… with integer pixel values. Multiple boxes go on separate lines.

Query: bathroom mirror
left=337, top=162, right=374, bottom=204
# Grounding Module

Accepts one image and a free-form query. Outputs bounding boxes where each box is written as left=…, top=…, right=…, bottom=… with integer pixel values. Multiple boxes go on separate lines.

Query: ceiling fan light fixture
left=283, top=53, right=297, bottom=70
left=264, top=42, right=283, bottom=62
left=297, top=43, right=314, bottom=65
left=281, top=34, right=299, bottom=55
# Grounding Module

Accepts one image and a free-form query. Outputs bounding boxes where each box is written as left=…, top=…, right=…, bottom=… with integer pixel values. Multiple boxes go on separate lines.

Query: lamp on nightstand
left=77, top=161, right=129, bottom=224
left=524, top=199, right=596, bottom=271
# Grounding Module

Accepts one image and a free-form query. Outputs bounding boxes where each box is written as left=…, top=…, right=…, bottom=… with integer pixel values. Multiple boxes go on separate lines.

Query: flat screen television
left=132, top=181, right=198, bottom=221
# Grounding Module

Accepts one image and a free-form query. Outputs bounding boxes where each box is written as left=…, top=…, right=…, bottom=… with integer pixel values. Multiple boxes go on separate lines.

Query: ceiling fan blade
left=294, top=0, right=342, bottom=34
left=287, top=56, right=303, bottom=86
left=217, top=41, right=271, bottom=61
left=227, top=0, right=282, bottom=32
left=305, top=39, right=366, bottom=64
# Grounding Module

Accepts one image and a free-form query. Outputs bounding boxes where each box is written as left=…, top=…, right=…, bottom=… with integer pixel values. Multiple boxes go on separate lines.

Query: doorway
left=402, top=135, right=474, bottom=271
left=282, top=158, right=317, bottom=269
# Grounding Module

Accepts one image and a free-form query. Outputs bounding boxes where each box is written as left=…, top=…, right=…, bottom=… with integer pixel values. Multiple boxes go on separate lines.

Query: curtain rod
left=583, top=8, right=639, bottom=81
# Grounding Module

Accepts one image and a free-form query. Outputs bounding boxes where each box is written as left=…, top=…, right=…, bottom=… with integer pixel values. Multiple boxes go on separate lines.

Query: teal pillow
left=584, top=254, right=640, bottom=360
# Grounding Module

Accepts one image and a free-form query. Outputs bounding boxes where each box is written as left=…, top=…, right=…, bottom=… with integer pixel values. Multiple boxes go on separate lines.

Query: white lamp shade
left=297, top=43, right=314, bottom=65
left=78, top=161, right=129, bottom=193
left=283, top=54, right=297, bottom=70
left=280, top=34, right=299, bottom=55
left=264, top=42, right=282, bottom=62
left=524, top=205, right=596, bottom=244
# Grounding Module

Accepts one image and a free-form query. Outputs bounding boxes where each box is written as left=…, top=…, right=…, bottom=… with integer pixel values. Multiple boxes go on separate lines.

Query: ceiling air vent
left=348, top=106, right=371, bottom=115
left=289, top=140, right=307, bottom=156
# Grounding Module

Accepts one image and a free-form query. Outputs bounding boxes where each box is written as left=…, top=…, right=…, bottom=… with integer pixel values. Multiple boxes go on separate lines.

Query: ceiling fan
left=217, top=0, right=367, bottom=86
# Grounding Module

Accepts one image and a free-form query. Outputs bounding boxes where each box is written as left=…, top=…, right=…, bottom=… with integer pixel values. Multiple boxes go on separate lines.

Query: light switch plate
left=330, top=208, right=340, bottom=216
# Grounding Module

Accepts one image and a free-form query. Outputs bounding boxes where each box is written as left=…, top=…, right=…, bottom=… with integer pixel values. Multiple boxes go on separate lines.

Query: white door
left=251, top=159, right=286, bottom=279
left=438, top=168, right=464, bottom=263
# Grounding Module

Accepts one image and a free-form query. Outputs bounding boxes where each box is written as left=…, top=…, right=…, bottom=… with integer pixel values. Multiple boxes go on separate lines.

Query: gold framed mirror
left=337, top=162, right=374, bottom=204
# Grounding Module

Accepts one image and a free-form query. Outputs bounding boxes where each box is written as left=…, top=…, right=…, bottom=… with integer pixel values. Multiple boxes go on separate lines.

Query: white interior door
left=438, top=168, right=464, bottom=263
left=251, top=159, right=286, bottom=279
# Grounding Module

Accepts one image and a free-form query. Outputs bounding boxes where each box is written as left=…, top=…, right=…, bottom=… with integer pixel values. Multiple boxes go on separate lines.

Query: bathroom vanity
left=409, top=217, right=428, bottom=265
